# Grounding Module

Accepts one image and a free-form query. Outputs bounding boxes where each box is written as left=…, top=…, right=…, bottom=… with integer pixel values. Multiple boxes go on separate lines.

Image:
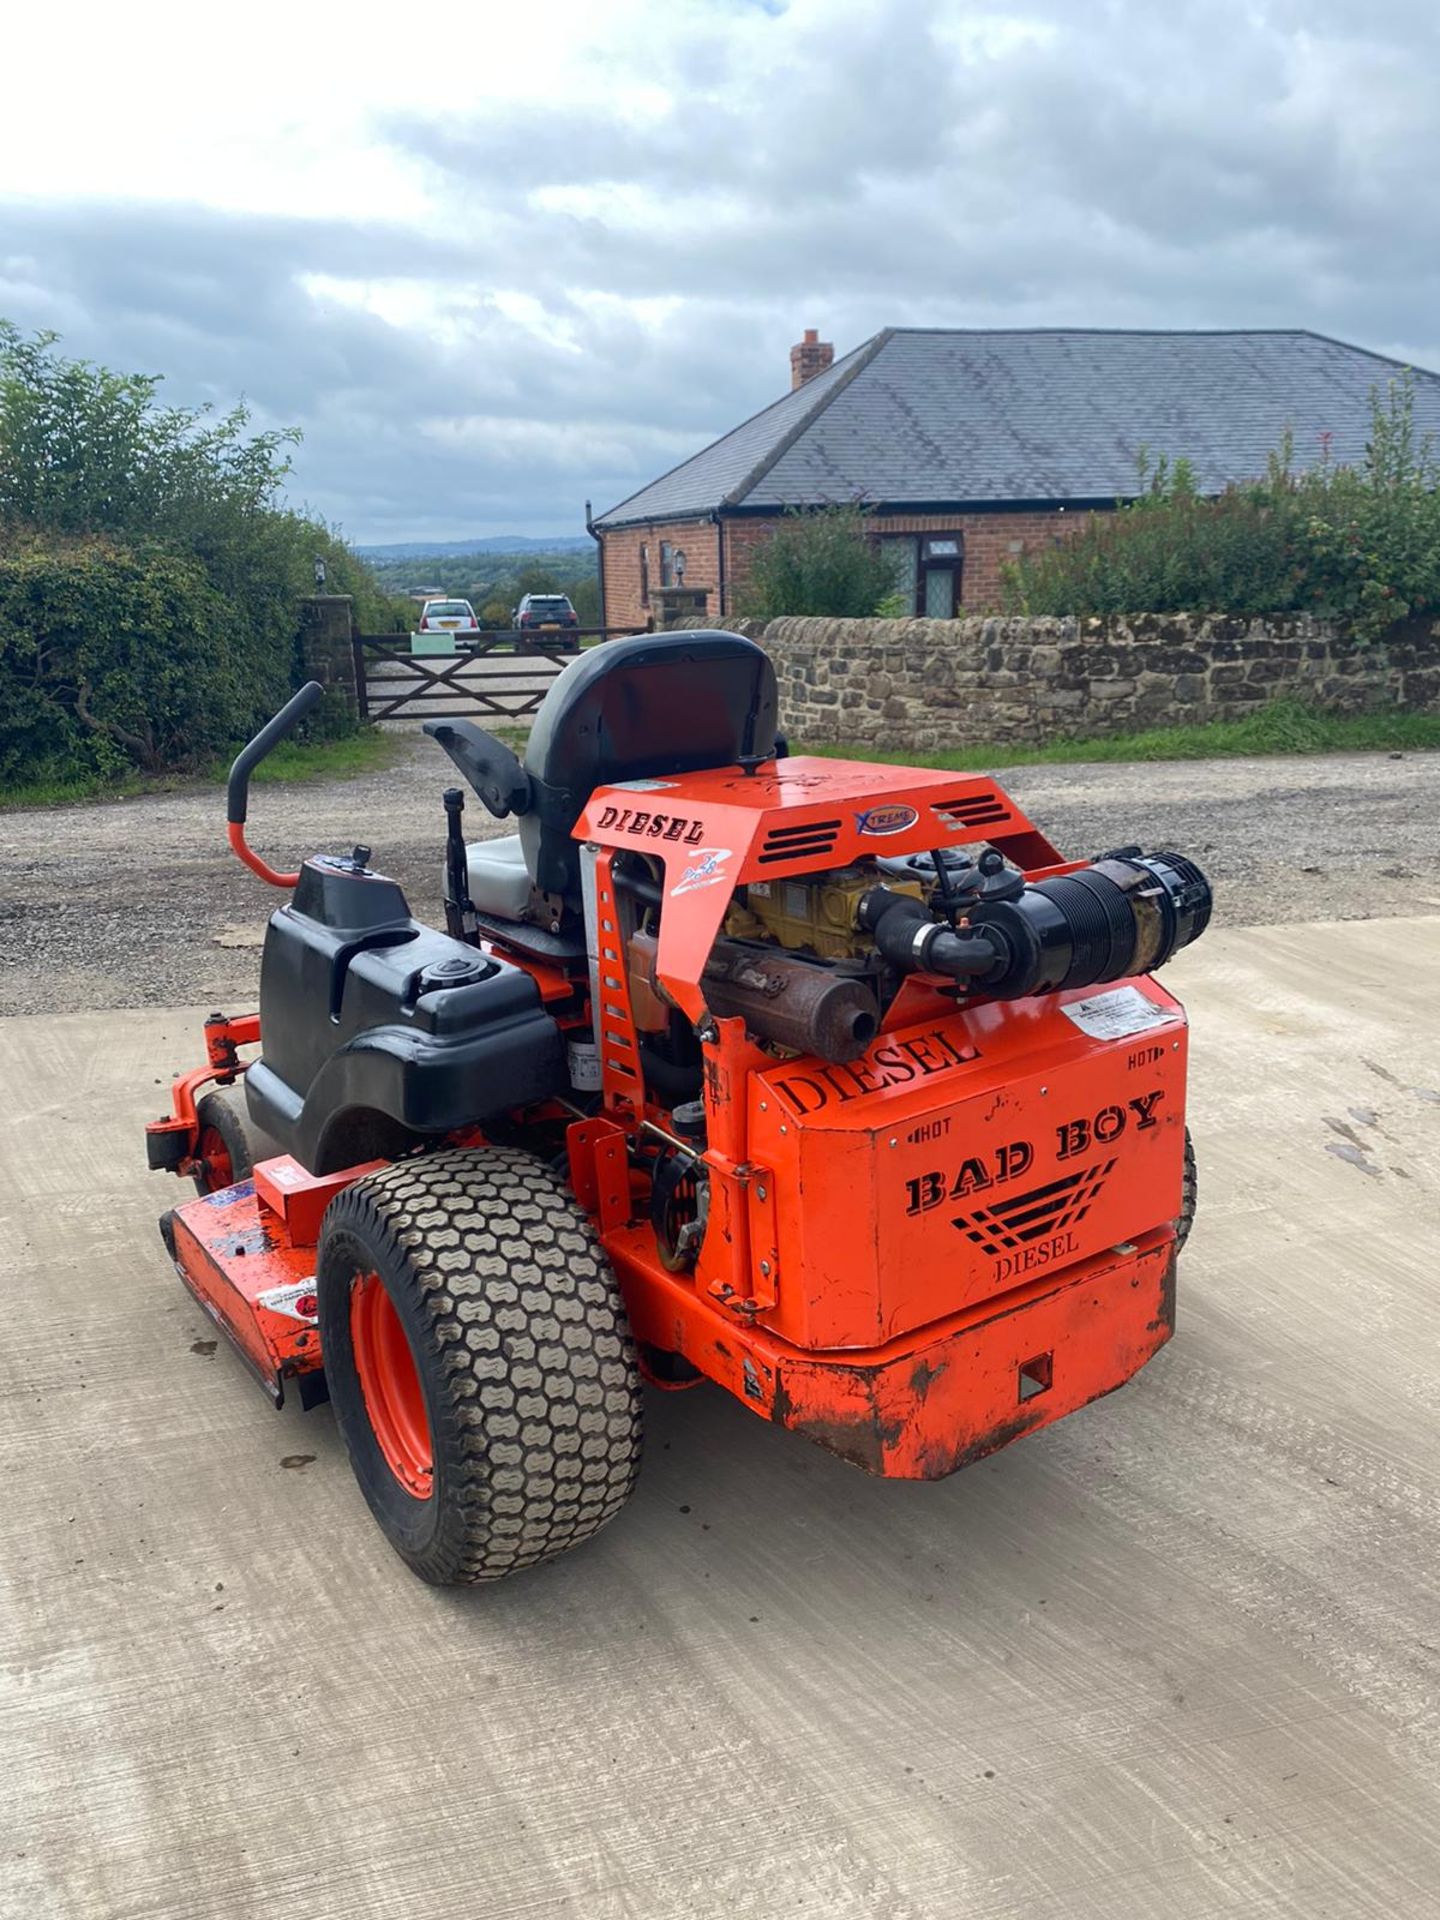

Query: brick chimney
left=790, top=327, right=834, bottom=390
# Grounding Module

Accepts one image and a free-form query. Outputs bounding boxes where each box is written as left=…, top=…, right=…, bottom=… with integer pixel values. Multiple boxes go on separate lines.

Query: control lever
left=225, top=681, right=326, bottom=888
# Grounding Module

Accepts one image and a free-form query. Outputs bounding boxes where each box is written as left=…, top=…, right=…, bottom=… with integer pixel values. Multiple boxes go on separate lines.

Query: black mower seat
left=521, top=630, right=779, bottom=898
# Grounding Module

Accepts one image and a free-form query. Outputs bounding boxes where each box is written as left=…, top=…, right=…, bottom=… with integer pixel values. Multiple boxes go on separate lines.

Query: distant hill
left=359, top=538, right=601, bottom=623
left=355, top=535, right=593, bottom=560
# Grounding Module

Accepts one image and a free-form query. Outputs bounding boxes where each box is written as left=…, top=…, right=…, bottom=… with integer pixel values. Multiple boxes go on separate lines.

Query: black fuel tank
left=245, top=855, right=566, bottom=1172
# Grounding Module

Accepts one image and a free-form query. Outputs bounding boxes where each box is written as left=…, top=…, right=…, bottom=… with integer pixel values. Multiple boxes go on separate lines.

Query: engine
left=623, top=844, right=1213, bottom=1071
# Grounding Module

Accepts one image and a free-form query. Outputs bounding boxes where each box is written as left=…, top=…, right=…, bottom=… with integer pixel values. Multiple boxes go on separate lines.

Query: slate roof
left=593, top=328, right=1440, bottom=528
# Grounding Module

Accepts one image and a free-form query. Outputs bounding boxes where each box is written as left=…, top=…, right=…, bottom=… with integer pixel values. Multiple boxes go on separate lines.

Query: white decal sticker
left=257, top=1280, right=319, bottom=1323
left=1062, top=985, right=1179, bottom=1042
left=670, top=848, right=734, bottom=897
left=608, top=778, right=678, bottom=793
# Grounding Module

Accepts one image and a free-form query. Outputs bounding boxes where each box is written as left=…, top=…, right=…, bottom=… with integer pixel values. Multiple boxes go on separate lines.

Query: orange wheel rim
left=350, top=1272, right=433, bottom=1496
left=196, top=1125, right=233, bottom=1192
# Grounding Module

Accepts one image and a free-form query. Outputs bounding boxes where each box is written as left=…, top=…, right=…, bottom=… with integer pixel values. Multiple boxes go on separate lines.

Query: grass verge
left=246, top=729, right=404, bottom=786
left=802, top=699, right=1440, bottom=770
left=0, top=725, right=403, bottom=812
left=6, top=699, right=1436, bottom=810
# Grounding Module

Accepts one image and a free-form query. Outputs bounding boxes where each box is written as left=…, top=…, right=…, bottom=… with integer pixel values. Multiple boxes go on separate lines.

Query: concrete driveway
left=2, top=918, right=1439, bottom=1918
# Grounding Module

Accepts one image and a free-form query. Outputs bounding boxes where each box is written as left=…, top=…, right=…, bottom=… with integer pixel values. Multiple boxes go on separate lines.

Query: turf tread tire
left=1176, top=1128, right=1198, bottom=1253
left=317, top=1146, right=643, bottom=1585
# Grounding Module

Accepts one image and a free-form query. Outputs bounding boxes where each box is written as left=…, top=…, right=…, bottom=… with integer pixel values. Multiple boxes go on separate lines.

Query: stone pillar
left=651, top=586, right=710, bottom=630
left=299, top=595, right=359, bottom=719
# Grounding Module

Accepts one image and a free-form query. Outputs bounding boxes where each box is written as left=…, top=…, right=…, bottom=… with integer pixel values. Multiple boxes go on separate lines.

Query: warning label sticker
left=1062, top=984, right=1179, bottom=1043
left=256, top=1280, right=318, bottom=1323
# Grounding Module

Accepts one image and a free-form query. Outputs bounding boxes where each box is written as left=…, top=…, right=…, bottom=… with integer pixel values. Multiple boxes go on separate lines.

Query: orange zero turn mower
left=146, top=633, right=1209, bottom=1584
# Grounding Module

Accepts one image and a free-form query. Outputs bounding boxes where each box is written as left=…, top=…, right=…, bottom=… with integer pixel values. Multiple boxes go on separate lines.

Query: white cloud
left=3, top=0, right=1439, bottom=540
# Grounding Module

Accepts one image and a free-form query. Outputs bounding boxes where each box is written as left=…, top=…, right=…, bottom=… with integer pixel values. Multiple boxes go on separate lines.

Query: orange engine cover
left=747, top=979, right=1189, bottom=1351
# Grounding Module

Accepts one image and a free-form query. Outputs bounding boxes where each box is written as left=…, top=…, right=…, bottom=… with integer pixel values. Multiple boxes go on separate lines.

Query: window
left=880, top=536, right=918, bottom=609
left=878, top=532, right=963, bottom=614
left=639, top=543, right=650, bottom=606
left=920, top=531, right=964, bottom=617
left=660, top=541, right=674, bottom=588
left=924, top=570, right=956, bottom=617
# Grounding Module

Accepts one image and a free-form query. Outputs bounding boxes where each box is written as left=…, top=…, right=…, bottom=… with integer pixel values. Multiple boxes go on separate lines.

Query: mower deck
left=160, top=1155, right=384, bottom=1407
left=164, top=1181, right=325, bottom=1406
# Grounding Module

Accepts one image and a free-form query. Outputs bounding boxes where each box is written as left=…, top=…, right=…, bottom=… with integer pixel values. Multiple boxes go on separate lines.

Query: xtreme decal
left=855, top=804, right=919, bottom=836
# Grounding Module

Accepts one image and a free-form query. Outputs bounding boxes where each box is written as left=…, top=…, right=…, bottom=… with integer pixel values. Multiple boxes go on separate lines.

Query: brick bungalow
left=589, top=326, right=1440, bottom=626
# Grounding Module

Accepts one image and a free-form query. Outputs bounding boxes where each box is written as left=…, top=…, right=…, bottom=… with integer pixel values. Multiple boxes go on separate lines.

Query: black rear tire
left=316, top=1147, right=643, bottom=1585
left=1176, top=1127, right=1197, bottom=1252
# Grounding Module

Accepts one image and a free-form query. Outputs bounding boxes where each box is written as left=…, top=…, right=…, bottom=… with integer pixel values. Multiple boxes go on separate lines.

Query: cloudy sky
left=3, top=0, right=1437, bottom=544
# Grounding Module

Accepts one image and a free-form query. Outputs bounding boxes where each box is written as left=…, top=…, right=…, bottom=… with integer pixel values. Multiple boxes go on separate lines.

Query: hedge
left=0, top=537, right=293, bottom=787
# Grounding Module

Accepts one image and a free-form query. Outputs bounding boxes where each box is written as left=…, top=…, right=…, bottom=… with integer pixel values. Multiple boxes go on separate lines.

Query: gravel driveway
left=1, top=731, right=1437, bottom=1017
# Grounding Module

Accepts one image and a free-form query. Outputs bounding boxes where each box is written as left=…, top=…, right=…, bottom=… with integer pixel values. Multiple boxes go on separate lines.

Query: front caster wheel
left=316, top=1147, right=644, bottom=1585
left=191, top=1084, right=280, bottom=1195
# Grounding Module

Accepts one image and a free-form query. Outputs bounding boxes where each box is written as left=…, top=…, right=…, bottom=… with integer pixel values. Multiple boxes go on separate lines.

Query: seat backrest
left=517, top=630, right=780, bottom=898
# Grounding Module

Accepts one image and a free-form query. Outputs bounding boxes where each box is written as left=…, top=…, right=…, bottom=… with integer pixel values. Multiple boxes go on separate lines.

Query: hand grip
left=227, top=681, right=325, bottom=825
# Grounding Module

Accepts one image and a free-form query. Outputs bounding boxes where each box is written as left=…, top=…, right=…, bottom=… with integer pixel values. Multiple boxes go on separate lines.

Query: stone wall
left=752, top=612, right=1440, bottom=750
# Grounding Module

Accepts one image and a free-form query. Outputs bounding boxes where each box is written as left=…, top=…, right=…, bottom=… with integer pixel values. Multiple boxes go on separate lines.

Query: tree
left=0, top=320, right=296, bottom=540
left=736, top=504, right=899, bottom=619
left=569, top=573, right=601, bottom=625
left=0, top=322, right=397, bottom=785
left=515, top=563, right=562, bottom=596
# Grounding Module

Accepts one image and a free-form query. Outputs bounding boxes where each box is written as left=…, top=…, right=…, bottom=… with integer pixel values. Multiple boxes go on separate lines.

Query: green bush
left=0, top=538, right=286, bottom=785
left=1003, top=377, right=1440, bottom=641
left=736, top=504, right=900, bottom=619
left=0, top=322, right=403, bottom=787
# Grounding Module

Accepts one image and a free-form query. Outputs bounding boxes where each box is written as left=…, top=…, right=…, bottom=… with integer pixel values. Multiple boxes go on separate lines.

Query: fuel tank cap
left=417, top=954, right=496, bottom=993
